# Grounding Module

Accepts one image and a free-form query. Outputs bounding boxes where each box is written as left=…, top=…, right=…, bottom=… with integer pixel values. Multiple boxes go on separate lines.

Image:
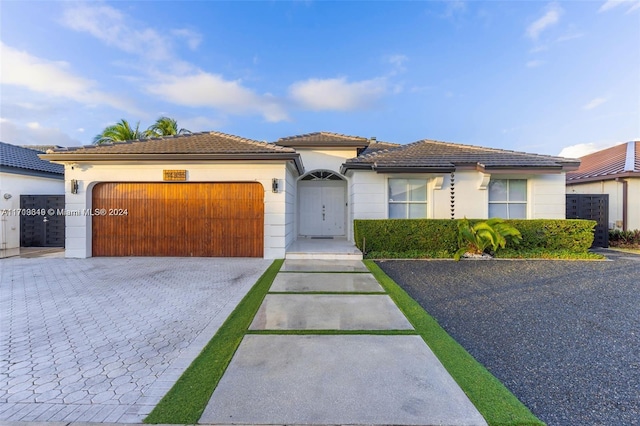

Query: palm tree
left=93, top=119, right=144, bottom=145
left=144, top=116, right=191, bottom=138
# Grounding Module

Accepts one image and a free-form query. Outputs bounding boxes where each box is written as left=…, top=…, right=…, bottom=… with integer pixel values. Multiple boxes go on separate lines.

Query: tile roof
left=46, top=131, right=297, bottom=155
left=22, top=145, right=64, bottom=153
left=566, top=141, right=640, bottom=182
left=276, top=131, right=369, bottom=147
left=343, top=139, right=580, bottom=172
left=0, top=141, right=64, bottom=175
left=360, top=140, right=401, bottom=154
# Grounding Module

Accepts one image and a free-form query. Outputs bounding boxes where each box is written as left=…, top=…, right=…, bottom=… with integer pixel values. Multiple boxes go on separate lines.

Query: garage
left=92, top=182, right=264, bottom=257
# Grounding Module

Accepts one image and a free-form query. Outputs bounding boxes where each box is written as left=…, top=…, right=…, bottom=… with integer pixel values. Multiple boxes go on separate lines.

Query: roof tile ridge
left=318, top=131, right=368, bottom=140
left=207, top=131, right=293, bottom=152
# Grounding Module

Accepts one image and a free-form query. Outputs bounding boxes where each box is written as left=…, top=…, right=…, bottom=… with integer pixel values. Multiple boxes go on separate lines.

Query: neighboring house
left=0, top=141, right=65, bottom=258
left=566, top=141, right=640, bottom=231
left=40, top=131, right=579, bottom=259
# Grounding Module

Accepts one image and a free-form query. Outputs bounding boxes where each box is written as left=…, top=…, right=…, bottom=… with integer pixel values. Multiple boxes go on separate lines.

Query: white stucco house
left=566, top=141, right=640, bottom=231
left=1, top=142, right=65, bottom=258
left=40, top=131, right=580, bottom=259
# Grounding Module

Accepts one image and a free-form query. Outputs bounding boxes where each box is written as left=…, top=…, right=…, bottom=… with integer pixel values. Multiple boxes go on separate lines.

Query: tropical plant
left=93, top=119, right=144, bottom=145
left=144, top=116, right=191, bottom=138
left=454, top=218, right=522, bottom=261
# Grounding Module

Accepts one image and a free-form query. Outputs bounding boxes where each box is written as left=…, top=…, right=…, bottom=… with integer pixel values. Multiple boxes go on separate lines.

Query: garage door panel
left=93, top=182, right=264, bottom=257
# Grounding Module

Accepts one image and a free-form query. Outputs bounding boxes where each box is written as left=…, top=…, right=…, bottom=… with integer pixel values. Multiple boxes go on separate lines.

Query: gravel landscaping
left=377, top=250, right=640, bottom=426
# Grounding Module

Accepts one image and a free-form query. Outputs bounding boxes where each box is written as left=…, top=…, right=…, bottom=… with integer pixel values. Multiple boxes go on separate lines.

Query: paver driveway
left=0, top=256, right=271, bottom=423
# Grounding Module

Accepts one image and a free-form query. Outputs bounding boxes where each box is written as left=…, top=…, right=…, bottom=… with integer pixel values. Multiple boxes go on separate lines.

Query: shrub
left=609, top=229, right=640, bottom=247
left=353, top=219, right=458, bottom=255
left=454, top=218, right=522, bottom=261
left=354, top=218, right=596, bottom=258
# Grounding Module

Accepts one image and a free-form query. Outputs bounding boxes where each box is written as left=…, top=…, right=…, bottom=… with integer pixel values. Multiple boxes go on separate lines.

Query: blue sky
left=1, top=0, right=638, bottom=157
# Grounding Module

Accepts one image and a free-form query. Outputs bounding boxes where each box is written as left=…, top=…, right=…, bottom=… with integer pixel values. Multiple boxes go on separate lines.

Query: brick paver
left=0, top=256, right=271, bottom=422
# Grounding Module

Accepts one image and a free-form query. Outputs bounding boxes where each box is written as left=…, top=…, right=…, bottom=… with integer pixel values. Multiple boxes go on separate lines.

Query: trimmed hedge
left=354, top=219, right=596, bottom=257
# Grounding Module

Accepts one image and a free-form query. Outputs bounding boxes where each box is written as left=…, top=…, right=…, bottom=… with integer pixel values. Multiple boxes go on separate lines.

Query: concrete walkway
left=200, top=260, right=487, bottom=425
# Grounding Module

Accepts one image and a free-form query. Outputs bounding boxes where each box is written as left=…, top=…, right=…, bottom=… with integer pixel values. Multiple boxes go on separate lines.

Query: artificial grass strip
left=144, top=259, right=283, bottom=424
left=364, top=260, right=545, bottom=426
left=246, top=329, right=418, bottom=335
left=268, top=291, right=386, bottom=295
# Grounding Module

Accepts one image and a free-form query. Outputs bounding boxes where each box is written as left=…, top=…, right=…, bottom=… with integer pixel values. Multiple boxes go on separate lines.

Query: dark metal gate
left=20, top=195, right=65, bottom=247
left=566, top=194, right=609, bottom=248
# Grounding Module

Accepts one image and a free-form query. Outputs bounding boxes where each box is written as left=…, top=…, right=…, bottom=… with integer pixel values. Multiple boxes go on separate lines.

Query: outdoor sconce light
left=272, top=178, right=279, bottom=193
left=71, top=179, right=79, bottom=194
left=3, top=193, right=11, bottom=200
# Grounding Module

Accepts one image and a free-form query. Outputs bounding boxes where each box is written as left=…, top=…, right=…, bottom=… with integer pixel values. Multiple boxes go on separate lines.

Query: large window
left=388, top=179, right=428, bottom=219
left=489, top=179, right=527, bottom=219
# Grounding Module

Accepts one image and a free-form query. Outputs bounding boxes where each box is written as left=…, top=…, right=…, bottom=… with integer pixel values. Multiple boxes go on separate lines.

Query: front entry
left=298, top=174, right=346, bottom=237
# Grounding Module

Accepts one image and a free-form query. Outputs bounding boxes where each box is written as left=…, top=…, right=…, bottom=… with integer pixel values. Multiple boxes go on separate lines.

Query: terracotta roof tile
left=48, top=131, right=296, bottom=155
left=344, top=139, right=579, bottom=171
left=0, top=141, right=64, bottom=175
left=566, top=141, right=640, bottom=181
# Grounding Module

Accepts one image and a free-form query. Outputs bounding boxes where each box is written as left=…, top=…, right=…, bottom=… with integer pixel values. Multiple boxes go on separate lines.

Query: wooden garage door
left=92, top=183, right=264, bottom=257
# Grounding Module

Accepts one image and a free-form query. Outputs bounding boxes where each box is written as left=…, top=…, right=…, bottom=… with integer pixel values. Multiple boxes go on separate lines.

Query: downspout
left=616, top=178, right=628, bottom=231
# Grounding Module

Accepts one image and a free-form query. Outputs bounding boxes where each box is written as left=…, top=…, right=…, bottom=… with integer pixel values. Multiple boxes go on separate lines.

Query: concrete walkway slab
left=270, top=272, right=384, bottom=292
left=280, top=259, right=369, bottom=272
left=249, top=294, right=414, bottom=330
left=200, top=334, right=487, bottom=425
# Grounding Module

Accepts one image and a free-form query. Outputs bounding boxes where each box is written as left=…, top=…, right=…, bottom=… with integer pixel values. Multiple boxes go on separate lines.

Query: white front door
left=299, top=181, right=346, bottom=237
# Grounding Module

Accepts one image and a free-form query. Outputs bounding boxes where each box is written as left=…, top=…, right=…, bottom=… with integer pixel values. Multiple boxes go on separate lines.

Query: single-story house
left=566, top=141, right=640, bottom=231
left=40, top=131, right=580, bottom=259
left=0, top=141, right=65, bottom=258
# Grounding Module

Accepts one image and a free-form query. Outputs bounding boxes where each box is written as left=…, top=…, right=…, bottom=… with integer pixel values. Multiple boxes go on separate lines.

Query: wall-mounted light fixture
left=3, top=193, right=12, bottom=200
left=272, top=178, right=279, bottom=193
left=71, top=179, right=79, bottom=194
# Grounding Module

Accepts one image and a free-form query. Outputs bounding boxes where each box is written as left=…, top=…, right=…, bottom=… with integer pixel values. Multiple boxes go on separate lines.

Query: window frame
left=388, top=178, right=429, bottom=219
left=488, top=178, right=528, bottom=219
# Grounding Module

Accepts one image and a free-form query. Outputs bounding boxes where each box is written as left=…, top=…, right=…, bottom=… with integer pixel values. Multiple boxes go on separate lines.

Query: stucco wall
left=567, top=178, right=640, bottom=230
left=62, top=161, right=291, bottom=259
left=348, top=170, right=568, bottom=222
left=0, top=172, right=64, bottom=258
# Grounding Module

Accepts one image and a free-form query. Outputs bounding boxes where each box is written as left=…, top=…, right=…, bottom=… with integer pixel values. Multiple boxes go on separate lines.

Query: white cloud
left=289, top=77, right=387, bottom=111
left=558, top=141, right=621, bottom=158
left=526, top=3, right=563, bottom=40
left=60, top=4, right=173, bottom=62
left=526, top=60, right=544, bottom=68
left=583, top=97, right=608, bottom=110
left=26, top=122, right=40, bottom=129
left=599, top=0, right=640, bottom=13
left=0, top=118, right=81, bottom=147
left=387, top=54, right=408, bottom=75
left=172, top=29, right=203, bottom=51
left=146, top=72, right=289, bottom=122
left=0, top=42, right=141, bottom=115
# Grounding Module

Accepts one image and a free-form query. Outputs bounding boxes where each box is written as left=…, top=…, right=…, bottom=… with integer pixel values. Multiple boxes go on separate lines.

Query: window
left=488, top=179, right=527, bottom=219
left=388, top=179, right=428, bottom=219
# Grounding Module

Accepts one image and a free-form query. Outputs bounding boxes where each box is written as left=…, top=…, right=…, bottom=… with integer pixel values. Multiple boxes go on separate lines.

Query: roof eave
left=40, top=153, right=305, bottom=174
left=566, top=171, right=640, bottom=184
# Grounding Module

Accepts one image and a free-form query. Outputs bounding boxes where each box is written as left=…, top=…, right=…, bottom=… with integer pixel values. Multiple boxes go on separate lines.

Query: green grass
left=144, top=259, right=283, bottom=424
left=246, top=329, right=418, bottom=335
left=364, top=260, right=545, bottom=426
